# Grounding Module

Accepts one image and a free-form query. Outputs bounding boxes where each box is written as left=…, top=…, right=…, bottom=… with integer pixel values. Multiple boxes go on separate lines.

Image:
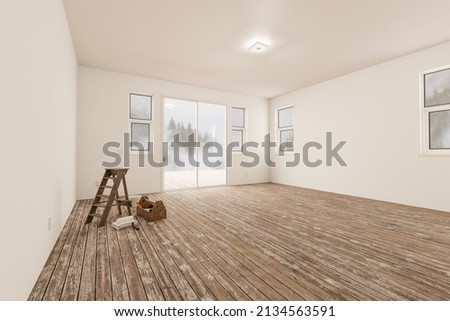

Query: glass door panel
left=163, top=98, right=197, bottom=190
left=198, top=102, right=226, bottom=187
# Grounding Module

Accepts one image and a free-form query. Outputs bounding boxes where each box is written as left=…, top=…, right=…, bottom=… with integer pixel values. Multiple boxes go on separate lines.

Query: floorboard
left=29, top=183, right=450, bottom=300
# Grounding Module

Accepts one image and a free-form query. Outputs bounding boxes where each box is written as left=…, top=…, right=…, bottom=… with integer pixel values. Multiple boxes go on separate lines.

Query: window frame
left=129, top=93, right=153, bottom=153
left=231, top=106, right=246, bottom=152
left=276, top=106, right=294, bottom=154
left=130, top=122, right=150, bottom=151
left=420, top=66, right=450, bottom=156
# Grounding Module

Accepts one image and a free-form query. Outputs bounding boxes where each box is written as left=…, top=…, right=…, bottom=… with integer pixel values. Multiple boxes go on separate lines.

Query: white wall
left=270, top=41, right=450, bottom=212
left=0, top=0, right=77, bottom=300
left=77, top=67, right=269, bottom=200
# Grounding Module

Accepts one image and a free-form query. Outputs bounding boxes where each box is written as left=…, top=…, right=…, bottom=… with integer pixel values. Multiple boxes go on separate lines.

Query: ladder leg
left=99, top=206, right=112, bottom=227
left=111, top=175, right=123, bottom=216
left=121, top=175, right=133, bottom=216
left=85, top=169, right=112, bottom=224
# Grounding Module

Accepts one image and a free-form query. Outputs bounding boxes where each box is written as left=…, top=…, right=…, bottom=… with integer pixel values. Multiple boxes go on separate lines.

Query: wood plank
left=166, top=191, right=353, bottom=300
left=60, top=209, right=90, bottom=300
left=158, top=218, right=249, bottom=300
left=161, top=194, right=322, bottom=300
left=164, top=197, right=307, bottom=300
left=95, top=219, right=112, bottom=300
left=152, top=222, right=221, bottom=300
left=230, top=185, right=450, bottom=298
left=149, top=223, right=216, bottom=300
left=145, top=195, right=268, bottom=301
left=42, top=200, right=89, bottom=300
left=115, top=222, right=147, bottom=300
left=139, top=222, right=200, bottom=301
left=124, top=227, right=165, bottom=300
left=162, top=194, right=290, bottom=300
left=181, top=189, right=386, bottom=299
left=164, top=224, right=251, bottom=300
left=154, top=220, right=235, bottom=300
left=207, top=186, right=449, bottom=299
left=167, top=216, right=275, bottom=300
left=105, top=210, right=130, bottom=300
left=28, top=201, right=81, bottom=300
left=133, top=222, right=182, bottom=300
left=78, top=219, right=98, bottom=300
left=185, top=188, right=402, bottom=300
left=29, top=183, right=450, bottom=301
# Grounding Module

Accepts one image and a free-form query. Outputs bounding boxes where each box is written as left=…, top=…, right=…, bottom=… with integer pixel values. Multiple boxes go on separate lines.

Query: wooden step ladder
left=85, top=168, right=132, bottom=227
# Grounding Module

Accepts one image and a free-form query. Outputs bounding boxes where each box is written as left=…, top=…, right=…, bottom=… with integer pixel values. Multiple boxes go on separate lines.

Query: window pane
left=278, top=106, right=293, bottom=128
left=164, top=98, right=196, bottom=142
left=429, top=109, right=450, bottom=149
left=131, top=123, right=150, bottom=151
left=424, top=68, right=450, bottom=107
left=163, top=98, right=197, bottom=189
left=130, top=94, right=152, bottom=120
left=231, top=130, right=243, bottom=151
left=280, top=129, right=294, bottom=152
left=232, top=107, right=245, bottom=128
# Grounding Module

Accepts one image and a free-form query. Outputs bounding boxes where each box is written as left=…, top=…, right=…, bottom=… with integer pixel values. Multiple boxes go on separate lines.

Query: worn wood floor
left=29, top=183, right=450, bottom=301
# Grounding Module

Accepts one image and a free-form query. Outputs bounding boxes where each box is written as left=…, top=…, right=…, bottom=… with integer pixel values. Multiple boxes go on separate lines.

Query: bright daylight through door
left=163, top=98, right=226, bottom=190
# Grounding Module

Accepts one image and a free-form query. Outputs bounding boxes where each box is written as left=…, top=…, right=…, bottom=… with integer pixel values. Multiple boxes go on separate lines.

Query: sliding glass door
left=163, top=98, right=226, bottom=190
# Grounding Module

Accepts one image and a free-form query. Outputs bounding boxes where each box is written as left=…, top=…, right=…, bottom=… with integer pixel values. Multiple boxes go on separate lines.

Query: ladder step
left=117, top=199, right=132, bottom=204
left=94, top=197, right=130, bottom=201
left=94, top=200, right=109, bottom=204
left=88, top=213, right=103, bottom=218
left=109, top=168, right=128, bottom=175
left=93, top=203, right=114, bottom=208
left=93, top=202, right=122, bottom=208
left=100, top=185, right=113, bottom=189
left=93, top=198, right=131, bottom=204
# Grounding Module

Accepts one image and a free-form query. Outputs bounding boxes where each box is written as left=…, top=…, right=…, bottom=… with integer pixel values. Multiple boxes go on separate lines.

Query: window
left=129, top=93, right=152, bottom=151
left=232, top=130, right=243, bottom=149
left=421, top=67, right=450, bottom=155
left=231, top=107, right=246, bottom=151
left=277, top=106, right=294, bottom=153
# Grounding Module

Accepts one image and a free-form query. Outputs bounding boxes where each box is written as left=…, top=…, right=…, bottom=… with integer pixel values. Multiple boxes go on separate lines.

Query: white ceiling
left=63, top=0, right=450, bottom=98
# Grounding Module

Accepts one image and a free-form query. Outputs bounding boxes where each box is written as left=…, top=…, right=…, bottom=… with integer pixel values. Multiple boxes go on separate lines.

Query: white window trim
left=276, top=105, right=294, bottom=155
left=231, top=106, right=246, bottom=152
left=419, top=66, right=450, bottom=156
left=129, top=93, right=153, bottom=154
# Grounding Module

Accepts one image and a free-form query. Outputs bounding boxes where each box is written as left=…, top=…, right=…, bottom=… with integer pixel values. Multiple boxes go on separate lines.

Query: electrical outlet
left=95, top=181, right=100, bottom=187
left=48, top=217, right=52, bottom=231
left=245, top=172, right=248, bottom=177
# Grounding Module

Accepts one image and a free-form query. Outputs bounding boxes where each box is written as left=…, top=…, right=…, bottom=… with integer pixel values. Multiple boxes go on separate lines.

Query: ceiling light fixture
left=248, top=41, right=269, bottom=53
